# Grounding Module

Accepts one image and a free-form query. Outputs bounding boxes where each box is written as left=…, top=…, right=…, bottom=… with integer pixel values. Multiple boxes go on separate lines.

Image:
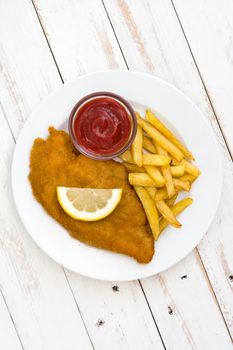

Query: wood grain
left=65, top=271, right=165, bottom=350
left=0, top=292, right=23, bottom=350
left=0, top=1, right=95, bottom=349
left=142, top=251, right=232, bottom=349
left=0, top=0, right=232, bottom=348
left=0, top=123, right=23, bottom=348
left=103, top=0, right=233, bottom=343
left=30, top=0, right=166, bottom=348
left=0, top=0, right=62, bottom=139
left=0, top=103, right=93, bottom=350
left=32, top=0, right=126, bottom=80
left=173, top=0, right=233, bottom=157
left=32, top=0, right=232, bottom=347
left=0, top=0, right=164, bottom=349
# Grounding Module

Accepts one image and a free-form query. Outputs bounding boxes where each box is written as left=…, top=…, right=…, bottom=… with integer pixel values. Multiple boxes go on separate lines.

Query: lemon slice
left=57, top=187, right=122, bottom=221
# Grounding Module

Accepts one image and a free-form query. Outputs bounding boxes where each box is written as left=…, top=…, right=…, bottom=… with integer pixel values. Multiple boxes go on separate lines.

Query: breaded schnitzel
left=29, top=127, right=154, bottom=263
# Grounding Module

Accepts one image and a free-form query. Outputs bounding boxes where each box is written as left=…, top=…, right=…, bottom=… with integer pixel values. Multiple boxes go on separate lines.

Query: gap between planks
left=102, top=0, right=233, bottom=342
left=0, top=1, right=166, bottom=348
left=169, top=0, right=233, bottom=340
left=100, top=0, right=167, bottom=346
left=0, top=100, right=95, bottom=350
left=101, top=0, right=129, bottom=70
left=0, top=101, right=16, bottom=142
left=28, top=0, right=232, bottom=344
left=31, top=0, right=64, bottom=83
left=0, top=274, right=25, bottom=350
left=23, top=1, right=168, bottom=348
left=138, top=280, right=167, bottom=350
left=7, top=0, right=230, bottom=347
left=62, top=268, right=95, bottom=350
left=170, top=0, right=233, bottom=164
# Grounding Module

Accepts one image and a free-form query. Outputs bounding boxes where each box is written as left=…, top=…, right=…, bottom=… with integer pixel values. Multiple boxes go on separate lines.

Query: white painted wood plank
left=171, top=0, right=233, bottom=333
left=22, top=1, right=164, bottom=348
left=0, top=295, right=22, bottom=350
left=103, top=0, right=233, bottom=344
left=0, top=104, right=93, bottom=350
left=173, top=0, right=233, bottom=157
left=0, top=216, right=22, bottom=350
left=32, top=0, right=126, bottom=80
left=142, top=252, right=232, bottom=349
left=66, top=271, right=164, bottom=350
left=0, top=0, right=164, bottom=349
left=0, top=0, right=61, bottom=138
left=1, top=0, right=231, bottom=347
left=0, top=2, right=95, bottom=349
left=32, top=0, right=232, bottom=347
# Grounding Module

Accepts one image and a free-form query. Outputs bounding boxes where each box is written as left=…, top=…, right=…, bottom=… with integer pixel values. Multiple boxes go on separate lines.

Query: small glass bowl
left=68, top=91, right=137, bottom=160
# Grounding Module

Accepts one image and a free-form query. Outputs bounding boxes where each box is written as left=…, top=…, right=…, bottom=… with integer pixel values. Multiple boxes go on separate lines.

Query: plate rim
left=11, top=70, right=223, bottom=281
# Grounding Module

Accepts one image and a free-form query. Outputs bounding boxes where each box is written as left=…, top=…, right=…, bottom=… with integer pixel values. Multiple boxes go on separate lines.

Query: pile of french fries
left=121, top=110, right=200, bottom=240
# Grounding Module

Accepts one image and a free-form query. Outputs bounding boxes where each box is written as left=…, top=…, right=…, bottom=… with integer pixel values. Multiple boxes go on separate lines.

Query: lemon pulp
left=57, top=187, right=122, bottom=221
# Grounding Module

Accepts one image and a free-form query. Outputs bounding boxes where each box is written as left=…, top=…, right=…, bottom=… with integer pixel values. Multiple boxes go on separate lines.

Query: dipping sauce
left=69, top=92, right=137, bottom=160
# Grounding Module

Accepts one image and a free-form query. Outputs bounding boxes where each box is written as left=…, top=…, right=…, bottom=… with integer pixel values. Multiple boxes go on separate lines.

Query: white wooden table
left=0, top=1, right=233, bottom=349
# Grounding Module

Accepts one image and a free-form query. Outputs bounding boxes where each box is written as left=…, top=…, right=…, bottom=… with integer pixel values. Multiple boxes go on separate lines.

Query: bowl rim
left=68, top=91, right=137, bottom=160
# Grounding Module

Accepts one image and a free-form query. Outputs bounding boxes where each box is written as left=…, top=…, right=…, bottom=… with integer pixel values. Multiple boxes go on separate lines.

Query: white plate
left=12, top=70, right=222, bottom=281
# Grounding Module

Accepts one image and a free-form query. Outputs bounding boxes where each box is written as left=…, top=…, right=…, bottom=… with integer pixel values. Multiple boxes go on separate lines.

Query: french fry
left=120, top=149, right=134, bottom=163
left=170, top=158, right=179, bottom=166
left=156, top=200, right=181, bottom=228
left=130, top=112, right=198, bottom=241
left=146, top=187, right=157, bottom=199
left=173, top=178, right=191, bottom=191
left=179, top=174, right=196, bottom=183
left=128, top=173, right=157, bottom=187
left=145, top=187, right=162, bottom=217
left=155, top=188, right=170, bottom=201
left=144, top=165, right=165, bottom=186
left=159, top=198, right=193, bottom=233
left=134, top=186, right=160, bottom=239
left=166, top=193, right=178, bottom=207
left=156, top=143, right=175, bottom=197
left=162, top=166, right=175, bottom=197
left=137, top=114, right=184, bottom=161
left=155, top=188, right=179, bottom=201
left=181, top=159, right=200, bottom=178
left=142, top=153, right=170, bottom=166
left=143, top=135, right=156, bottom=153
left=170, top=165, right=185, bottom=177
left=146, top=109, right=194, bottom=160
left=132, top=124, right=143, bottom=166
left=122, top=162, right=145, bottom=173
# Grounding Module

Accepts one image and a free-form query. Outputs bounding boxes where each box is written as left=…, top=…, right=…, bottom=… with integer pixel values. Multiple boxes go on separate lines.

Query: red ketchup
left=73, top=97, right=132, bottom=156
